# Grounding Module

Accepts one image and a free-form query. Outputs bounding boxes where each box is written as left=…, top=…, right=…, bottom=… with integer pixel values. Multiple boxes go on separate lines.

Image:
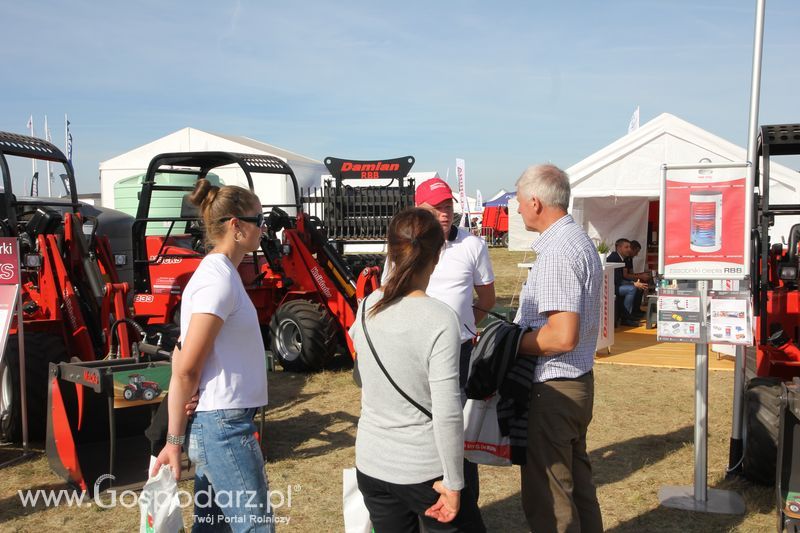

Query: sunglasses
left=219, top=212, right=267, bottom=228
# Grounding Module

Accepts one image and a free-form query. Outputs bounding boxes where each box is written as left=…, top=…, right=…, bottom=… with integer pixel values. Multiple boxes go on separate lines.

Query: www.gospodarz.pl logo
left=18, top=474, right=297, bottom=517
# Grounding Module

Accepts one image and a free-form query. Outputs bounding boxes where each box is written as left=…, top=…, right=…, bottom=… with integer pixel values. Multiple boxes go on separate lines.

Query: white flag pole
left=26, top=116, right=35, bottom=195
left=44, top=116, right=52, bottom=197
left=456, top=158, right=469, bottom=228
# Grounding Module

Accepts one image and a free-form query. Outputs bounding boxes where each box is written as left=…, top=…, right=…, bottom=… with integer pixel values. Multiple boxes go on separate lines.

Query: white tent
left=508, top=113, right=800, bottom=271
left=99, top=127, right=327, bottom=209
left=487, top=189, right=508, bottom=202
left=508, top=197, right=538, bottom=251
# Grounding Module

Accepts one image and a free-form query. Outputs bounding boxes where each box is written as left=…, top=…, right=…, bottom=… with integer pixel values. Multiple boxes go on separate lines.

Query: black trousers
left=356, top=470, right=486, bottom=533
left=459, top=341, right=480, bottom=502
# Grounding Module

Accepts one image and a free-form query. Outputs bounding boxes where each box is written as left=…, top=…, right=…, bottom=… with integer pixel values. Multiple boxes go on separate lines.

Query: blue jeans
left=617, top=283, right=637, bottom=315
left=187, top=408, right=274, bottom=533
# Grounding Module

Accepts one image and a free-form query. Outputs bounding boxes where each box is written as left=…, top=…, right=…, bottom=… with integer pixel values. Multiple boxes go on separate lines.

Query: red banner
left=661, top=166, right=747, bottom=280
left=0, top=238, right=20, bottom=285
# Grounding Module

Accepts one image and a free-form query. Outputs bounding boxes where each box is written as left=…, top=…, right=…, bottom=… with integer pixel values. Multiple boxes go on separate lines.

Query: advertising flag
left=628, top=106, right=640, bottom=134
left=30, top=172, right=38, bottom=197
left=456, top=158, right=468, bottom=227
left=65, top=115, right=73, bottom=163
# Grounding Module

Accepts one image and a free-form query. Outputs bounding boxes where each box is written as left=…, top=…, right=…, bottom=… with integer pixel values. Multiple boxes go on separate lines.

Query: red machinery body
left=734, top=124, right=800, bottom=490
left=749, top=124, right=800, bottom=385
left=130, top=151, right=380, bottom=371
left=480, top=205, right=509, bottom=246
left=17, top=213, right=132, bottom=359
left=755, top=287, right=800, bottom=379
left=0, top=132, right=155, bottom=493
left=481, top=206, right=508, bottom=233
left=134, top=233, right=287, bottom=326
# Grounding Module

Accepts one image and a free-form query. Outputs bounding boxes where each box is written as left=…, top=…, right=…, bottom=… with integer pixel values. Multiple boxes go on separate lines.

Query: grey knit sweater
left=350, top=290, right=465, bottom=490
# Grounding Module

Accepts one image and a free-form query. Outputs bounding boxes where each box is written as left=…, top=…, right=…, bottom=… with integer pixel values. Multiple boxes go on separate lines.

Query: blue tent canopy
left=483, top=191, right=515, bottom=207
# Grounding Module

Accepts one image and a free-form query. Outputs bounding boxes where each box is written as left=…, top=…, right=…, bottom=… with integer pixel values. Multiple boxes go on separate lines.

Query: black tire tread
left=743, top=376, right=783, bottom=486
left=1, top=333, right=68, bottom=443
left=269, top=300, right=337, bottom=372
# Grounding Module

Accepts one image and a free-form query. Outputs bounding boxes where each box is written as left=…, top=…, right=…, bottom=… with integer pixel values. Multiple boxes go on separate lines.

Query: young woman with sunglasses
left=152, top=179, right=273, bottom=532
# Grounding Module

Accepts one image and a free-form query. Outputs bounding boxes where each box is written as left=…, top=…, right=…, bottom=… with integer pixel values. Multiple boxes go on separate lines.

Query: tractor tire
left=0, top=333, right=68, bottom=443
left=742, top=376, right=783, bottom=486
left=123, top=388, right=135, bottom=401
left=501, top=233, right=509, bottom=248
left=143, top=389, right=157, bottom=401
left=269, top=300, right=337, bottom=372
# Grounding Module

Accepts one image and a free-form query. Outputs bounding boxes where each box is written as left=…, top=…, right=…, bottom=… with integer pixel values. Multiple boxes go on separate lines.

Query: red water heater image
left=689, top=191, right=722, bottom=253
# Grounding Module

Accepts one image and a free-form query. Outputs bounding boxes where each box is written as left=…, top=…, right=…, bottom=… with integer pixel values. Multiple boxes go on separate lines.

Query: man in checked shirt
left=513, top=164, right=603, bottom=533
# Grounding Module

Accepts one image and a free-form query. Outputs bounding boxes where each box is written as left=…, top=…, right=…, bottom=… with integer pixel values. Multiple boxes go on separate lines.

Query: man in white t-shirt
left=404, top=177, right=496, bottom=501
left=414, top=178, right=496, bottom=347
left=384, top=178, right=496, bottom=367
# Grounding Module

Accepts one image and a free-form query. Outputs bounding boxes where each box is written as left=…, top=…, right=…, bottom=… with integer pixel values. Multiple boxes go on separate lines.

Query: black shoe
left=631, top=311, right=646, bottom=319
left=621, top=319, right=640, bottom=327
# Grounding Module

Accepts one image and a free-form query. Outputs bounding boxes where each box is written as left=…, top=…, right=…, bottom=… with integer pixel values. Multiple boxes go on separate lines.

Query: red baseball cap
left=415, top=178, right=457, bottom=206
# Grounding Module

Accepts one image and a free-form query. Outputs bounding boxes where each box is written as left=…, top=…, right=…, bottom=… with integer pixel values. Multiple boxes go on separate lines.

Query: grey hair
left=515, top=164, right=570, bottom=211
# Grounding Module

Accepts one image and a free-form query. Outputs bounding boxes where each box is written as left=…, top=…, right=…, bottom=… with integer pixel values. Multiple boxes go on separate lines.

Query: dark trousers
left=356, top=470, right=486, bottom=533
left=459, top=340, right=480, bottom=502
left=520, top=372, right=603, bottom=533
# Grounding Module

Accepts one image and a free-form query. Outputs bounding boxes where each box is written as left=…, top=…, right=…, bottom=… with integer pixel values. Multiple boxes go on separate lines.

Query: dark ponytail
left=370, top=208, right=444, bottom=316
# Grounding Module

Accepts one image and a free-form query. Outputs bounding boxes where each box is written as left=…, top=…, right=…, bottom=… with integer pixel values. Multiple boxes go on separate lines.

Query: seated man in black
left=628, top=240, right=652, bottom=283
left=607, top=238, right=647, bottom=326
left=628, top=240, right=653, bottom=312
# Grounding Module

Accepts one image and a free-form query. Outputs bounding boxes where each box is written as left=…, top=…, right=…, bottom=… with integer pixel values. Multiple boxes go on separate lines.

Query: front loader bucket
left=46, top=358, right=188, bottom=494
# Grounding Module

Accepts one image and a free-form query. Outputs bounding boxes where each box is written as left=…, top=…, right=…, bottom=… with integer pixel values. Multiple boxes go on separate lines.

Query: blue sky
left=1, top=0, right=798, bottom=196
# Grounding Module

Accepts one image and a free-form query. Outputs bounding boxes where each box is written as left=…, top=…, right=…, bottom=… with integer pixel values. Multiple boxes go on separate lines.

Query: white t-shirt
left=383, top=227, right=495, bottom=341
left=180, top=253, right=268, bottom=411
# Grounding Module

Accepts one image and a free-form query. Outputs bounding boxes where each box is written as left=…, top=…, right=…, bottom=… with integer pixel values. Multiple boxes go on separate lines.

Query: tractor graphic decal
left=123, top=374, right=162, bottom=401
left=112, top=366, right=171, bottom=409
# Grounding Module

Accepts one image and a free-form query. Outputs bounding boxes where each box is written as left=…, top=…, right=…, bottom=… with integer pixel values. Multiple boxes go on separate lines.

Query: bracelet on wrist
left=166, top=433, right=185, bottom=446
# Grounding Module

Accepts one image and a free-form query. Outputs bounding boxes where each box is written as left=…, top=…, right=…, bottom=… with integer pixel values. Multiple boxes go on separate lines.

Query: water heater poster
left=660, top=166, right=747, bottom=280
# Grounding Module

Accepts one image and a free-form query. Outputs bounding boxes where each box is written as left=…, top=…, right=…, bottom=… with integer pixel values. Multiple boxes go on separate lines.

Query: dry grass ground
left=0, top=248, right=778, bottom=531
left=485, top=248, right=531, bottom=308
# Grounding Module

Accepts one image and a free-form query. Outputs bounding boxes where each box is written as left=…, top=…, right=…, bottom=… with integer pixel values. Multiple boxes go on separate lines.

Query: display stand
left=657, top=280, right=745, bottom=514
left=0, top=237, right=35, bottom=467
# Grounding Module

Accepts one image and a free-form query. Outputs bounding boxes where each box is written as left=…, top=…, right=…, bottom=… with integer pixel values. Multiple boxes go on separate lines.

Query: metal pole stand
left=659, top=281, right=745, bottom=514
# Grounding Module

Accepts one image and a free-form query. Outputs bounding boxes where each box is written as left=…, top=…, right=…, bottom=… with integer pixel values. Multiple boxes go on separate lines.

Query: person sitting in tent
left=607, top=238, right=647, bottom=327
left=625, top=240, right=654, bottom=312
left=628, top=240, right=653, bottom=284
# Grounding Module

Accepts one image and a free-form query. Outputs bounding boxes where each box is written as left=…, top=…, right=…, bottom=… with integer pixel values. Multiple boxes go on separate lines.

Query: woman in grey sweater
left=350, top=208, right=486, bottom=533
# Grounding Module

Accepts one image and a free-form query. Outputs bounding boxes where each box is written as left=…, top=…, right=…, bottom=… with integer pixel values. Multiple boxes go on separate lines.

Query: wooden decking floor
left=596, top=323, right=735, bottom=371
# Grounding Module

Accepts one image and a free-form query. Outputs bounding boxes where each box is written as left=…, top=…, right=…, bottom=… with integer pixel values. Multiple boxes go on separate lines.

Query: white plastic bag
left=343, top=468, right=372, bottom=533
left=463, top=395, right=511, bottom=466
left=140, top=457, right=186, bottom=533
